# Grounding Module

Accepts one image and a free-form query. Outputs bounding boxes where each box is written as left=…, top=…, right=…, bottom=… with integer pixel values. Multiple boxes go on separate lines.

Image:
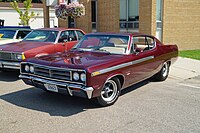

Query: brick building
left=44, top=0, right=200, bottom=50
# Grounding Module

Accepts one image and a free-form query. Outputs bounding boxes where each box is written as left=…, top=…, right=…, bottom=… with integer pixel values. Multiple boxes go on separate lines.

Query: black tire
left=154, top=62, right=170, bottom=81
left=95, top=77, right=121, bottom=107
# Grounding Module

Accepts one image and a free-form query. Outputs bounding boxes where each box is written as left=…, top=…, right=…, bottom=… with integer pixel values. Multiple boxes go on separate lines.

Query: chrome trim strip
left=131, top=56, right=154, bottom=65
left=19, top=75, right=94, bottom=99
left=0, top=61, right=20, bottom=69
left=92, top=56, right=154, bottom=76
left=98, top=62, right=132, bottom=75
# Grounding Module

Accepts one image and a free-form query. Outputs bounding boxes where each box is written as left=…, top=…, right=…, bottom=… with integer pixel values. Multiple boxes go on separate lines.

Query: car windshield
left=23, top=30, right=59, bottom=42
left=72, top=35, right=129, bottom=54
left=0, top=30, right=16, bottom=39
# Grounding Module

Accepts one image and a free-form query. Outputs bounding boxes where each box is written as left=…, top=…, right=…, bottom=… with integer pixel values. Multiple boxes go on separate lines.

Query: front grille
left=0, top=52, right=12, bottom=60
left=34, top=65, right=71, bottom=81
left=0, top=52, right=18, bottom=61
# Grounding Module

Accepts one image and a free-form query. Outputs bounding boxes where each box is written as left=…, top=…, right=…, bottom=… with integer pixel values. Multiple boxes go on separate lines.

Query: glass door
left=91, top=0, right=97, bottom=32
left=120, top=0, right=139, bottom=32
left=156, top=0, right=163, bottom=41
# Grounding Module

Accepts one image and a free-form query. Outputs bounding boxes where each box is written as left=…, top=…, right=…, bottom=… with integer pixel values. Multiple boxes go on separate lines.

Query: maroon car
left=0, top=28, right=85, bottom=70
left=19, top=33, right=178, bottom=106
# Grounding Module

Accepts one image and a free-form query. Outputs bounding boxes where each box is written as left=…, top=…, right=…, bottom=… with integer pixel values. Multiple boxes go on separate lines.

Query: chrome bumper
left=19, top=75, right=94, bottom=99
left=0, top=61, right=20, bottom=69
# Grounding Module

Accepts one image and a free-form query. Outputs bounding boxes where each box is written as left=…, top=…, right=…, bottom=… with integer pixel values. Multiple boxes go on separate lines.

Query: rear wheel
left=96, top=77, right=121, bottom=106
left=154, top=62, right=170, bottom=81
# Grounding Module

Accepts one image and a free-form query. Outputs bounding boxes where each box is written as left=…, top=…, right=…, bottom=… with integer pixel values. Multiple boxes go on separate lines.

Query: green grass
left=179, top=50, right=200, bottom=60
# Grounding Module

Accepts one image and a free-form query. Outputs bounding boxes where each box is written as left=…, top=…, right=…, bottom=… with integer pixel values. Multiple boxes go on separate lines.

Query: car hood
left=27, top=51, right=127, bottom=71
left=0, top=38, right=22, bottom=45
left=0, top=41, right=53, bottom=53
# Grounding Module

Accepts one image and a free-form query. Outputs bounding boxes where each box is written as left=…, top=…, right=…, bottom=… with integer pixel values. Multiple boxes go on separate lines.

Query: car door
left=56, top=30, right=79, bottom=52
left=126, top=36, right=161, bottom=85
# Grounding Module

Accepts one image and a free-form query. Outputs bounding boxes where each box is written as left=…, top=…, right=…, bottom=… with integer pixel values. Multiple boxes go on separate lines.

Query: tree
left=10, top=0, right=37, bottom=26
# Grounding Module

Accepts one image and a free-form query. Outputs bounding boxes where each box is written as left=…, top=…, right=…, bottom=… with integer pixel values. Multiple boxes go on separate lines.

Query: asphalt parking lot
left=1, top=58, right=200, bottom=133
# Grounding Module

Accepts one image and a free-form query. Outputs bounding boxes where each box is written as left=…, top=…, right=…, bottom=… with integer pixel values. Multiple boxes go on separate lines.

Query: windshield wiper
left=94, top=49, right=111, bottom=54
left=70, top=48, right=83, bottom=51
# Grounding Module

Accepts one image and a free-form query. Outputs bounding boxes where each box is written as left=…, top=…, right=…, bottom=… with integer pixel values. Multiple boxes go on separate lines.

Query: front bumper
left=19, top=75, right=94, bottom=99
left=0, top=60, right=20, bottom=69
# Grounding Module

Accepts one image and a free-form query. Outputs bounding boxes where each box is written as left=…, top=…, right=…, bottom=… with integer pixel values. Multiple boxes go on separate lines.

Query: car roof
left=0, top=26, right=31, bottom=29
left=85, top=32, right=151, bottom=36
left=36, top=28, right=83, bottom=31
left=0, top=28, right=32, bottom=31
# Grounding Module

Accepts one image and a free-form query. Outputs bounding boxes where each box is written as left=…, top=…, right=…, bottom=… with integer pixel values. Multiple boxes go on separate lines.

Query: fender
left=105, top=72, right=125, bottom=89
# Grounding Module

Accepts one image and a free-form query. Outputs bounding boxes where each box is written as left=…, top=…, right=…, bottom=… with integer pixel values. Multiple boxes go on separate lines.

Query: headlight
left=16, top=53, right=26, bottom=60
left=25, top=65, right=30, bottom=72
left=16, top=54, right=23, bottom=60
left=80, top=73, right=86, bottom=82
left=73, top=72, right=79, bottom=81
left=30, top=66, right=34, bottom=73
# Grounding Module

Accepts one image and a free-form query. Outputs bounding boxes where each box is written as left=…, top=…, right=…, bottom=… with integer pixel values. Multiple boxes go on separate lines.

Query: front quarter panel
left=24, top=44, right=55, bottom=59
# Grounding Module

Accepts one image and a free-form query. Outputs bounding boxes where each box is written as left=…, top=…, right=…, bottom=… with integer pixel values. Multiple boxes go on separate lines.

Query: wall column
left=97, top=0, right=120, bottom=32
left=139, top=0, right=156, bottom=36
left=76, top=0, right=92, bottom=33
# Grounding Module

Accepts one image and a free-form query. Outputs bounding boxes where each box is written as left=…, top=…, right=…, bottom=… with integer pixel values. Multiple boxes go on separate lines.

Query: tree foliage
left=10, top=0, right=37, bottom=26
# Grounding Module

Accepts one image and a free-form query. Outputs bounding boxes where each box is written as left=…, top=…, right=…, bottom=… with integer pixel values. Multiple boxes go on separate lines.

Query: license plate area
left=44, top=84, right=58, bottom=92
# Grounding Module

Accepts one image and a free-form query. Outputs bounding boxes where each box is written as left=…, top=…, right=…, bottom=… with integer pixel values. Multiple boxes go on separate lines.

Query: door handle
left=62, top=43, right=65, bottom=46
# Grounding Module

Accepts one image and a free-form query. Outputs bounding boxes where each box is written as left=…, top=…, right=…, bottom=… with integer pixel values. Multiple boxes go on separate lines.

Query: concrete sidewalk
left=169, top=57, right=200, bottom=80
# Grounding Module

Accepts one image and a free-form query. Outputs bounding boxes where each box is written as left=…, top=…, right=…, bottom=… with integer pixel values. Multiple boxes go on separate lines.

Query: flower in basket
left=55, top=2, right=85, bottom=20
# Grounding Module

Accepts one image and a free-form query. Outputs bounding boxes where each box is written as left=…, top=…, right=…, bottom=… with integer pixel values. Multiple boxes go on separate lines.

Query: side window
left=68, top=30, right=77, bottom=41
left=16, top=30, right=31, bottom=39
left=132, top=36, right=155, bottom=53
left=59, top=30, right=77, bottom=42
left=59, top=31, right=69, bottom=42
left=144, top=36, right=155, bottom=51
left=132, top=36, right=146, bottom=53
left=76, top=30, right=85, bottom=40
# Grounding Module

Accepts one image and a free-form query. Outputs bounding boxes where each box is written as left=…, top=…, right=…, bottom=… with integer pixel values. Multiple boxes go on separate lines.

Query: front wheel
left=95, top=77, right=121, bottom=106
left=154, top=62, right=170, bottom=81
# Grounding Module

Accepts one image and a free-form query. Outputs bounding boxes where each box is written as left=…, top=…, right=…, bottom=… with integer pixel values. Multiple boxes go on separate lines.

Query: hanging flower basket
left=55, top=2, right=86, bottom=20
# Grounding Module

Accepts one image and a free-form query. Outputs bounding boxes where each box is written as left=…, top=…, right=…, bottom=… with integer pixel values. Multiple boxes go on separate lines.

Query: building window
left=156, top=0, right=163, bottom=41
left=156, top=0, right=163, bottom=28
left=120, top=0, right=139, bottom=32
left=91, top=0, right=97, bottom=32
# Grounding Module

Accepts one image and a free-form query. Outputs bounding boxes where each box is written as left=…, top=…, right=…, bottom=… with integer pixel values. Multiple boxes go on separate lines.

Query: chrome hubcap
left=101, top=80, right=118, bottom=102
left=162, top=62, right=168, bottom=77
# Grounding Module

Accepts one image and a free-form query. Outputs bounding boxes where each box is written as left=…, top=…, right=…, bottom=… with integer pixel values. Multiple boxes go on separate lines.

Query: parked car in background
left=0, top=28, right=32, bottom=45
left=19, top=33, right=178, bottom=106
left=0, top=28, right=85, bottom=70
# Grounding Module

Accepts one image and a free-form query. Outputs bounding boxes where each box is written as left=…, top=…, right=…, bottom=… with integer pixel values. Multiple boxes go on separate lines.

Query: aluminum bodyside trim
left=92, top=56, right=154, bottom=77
